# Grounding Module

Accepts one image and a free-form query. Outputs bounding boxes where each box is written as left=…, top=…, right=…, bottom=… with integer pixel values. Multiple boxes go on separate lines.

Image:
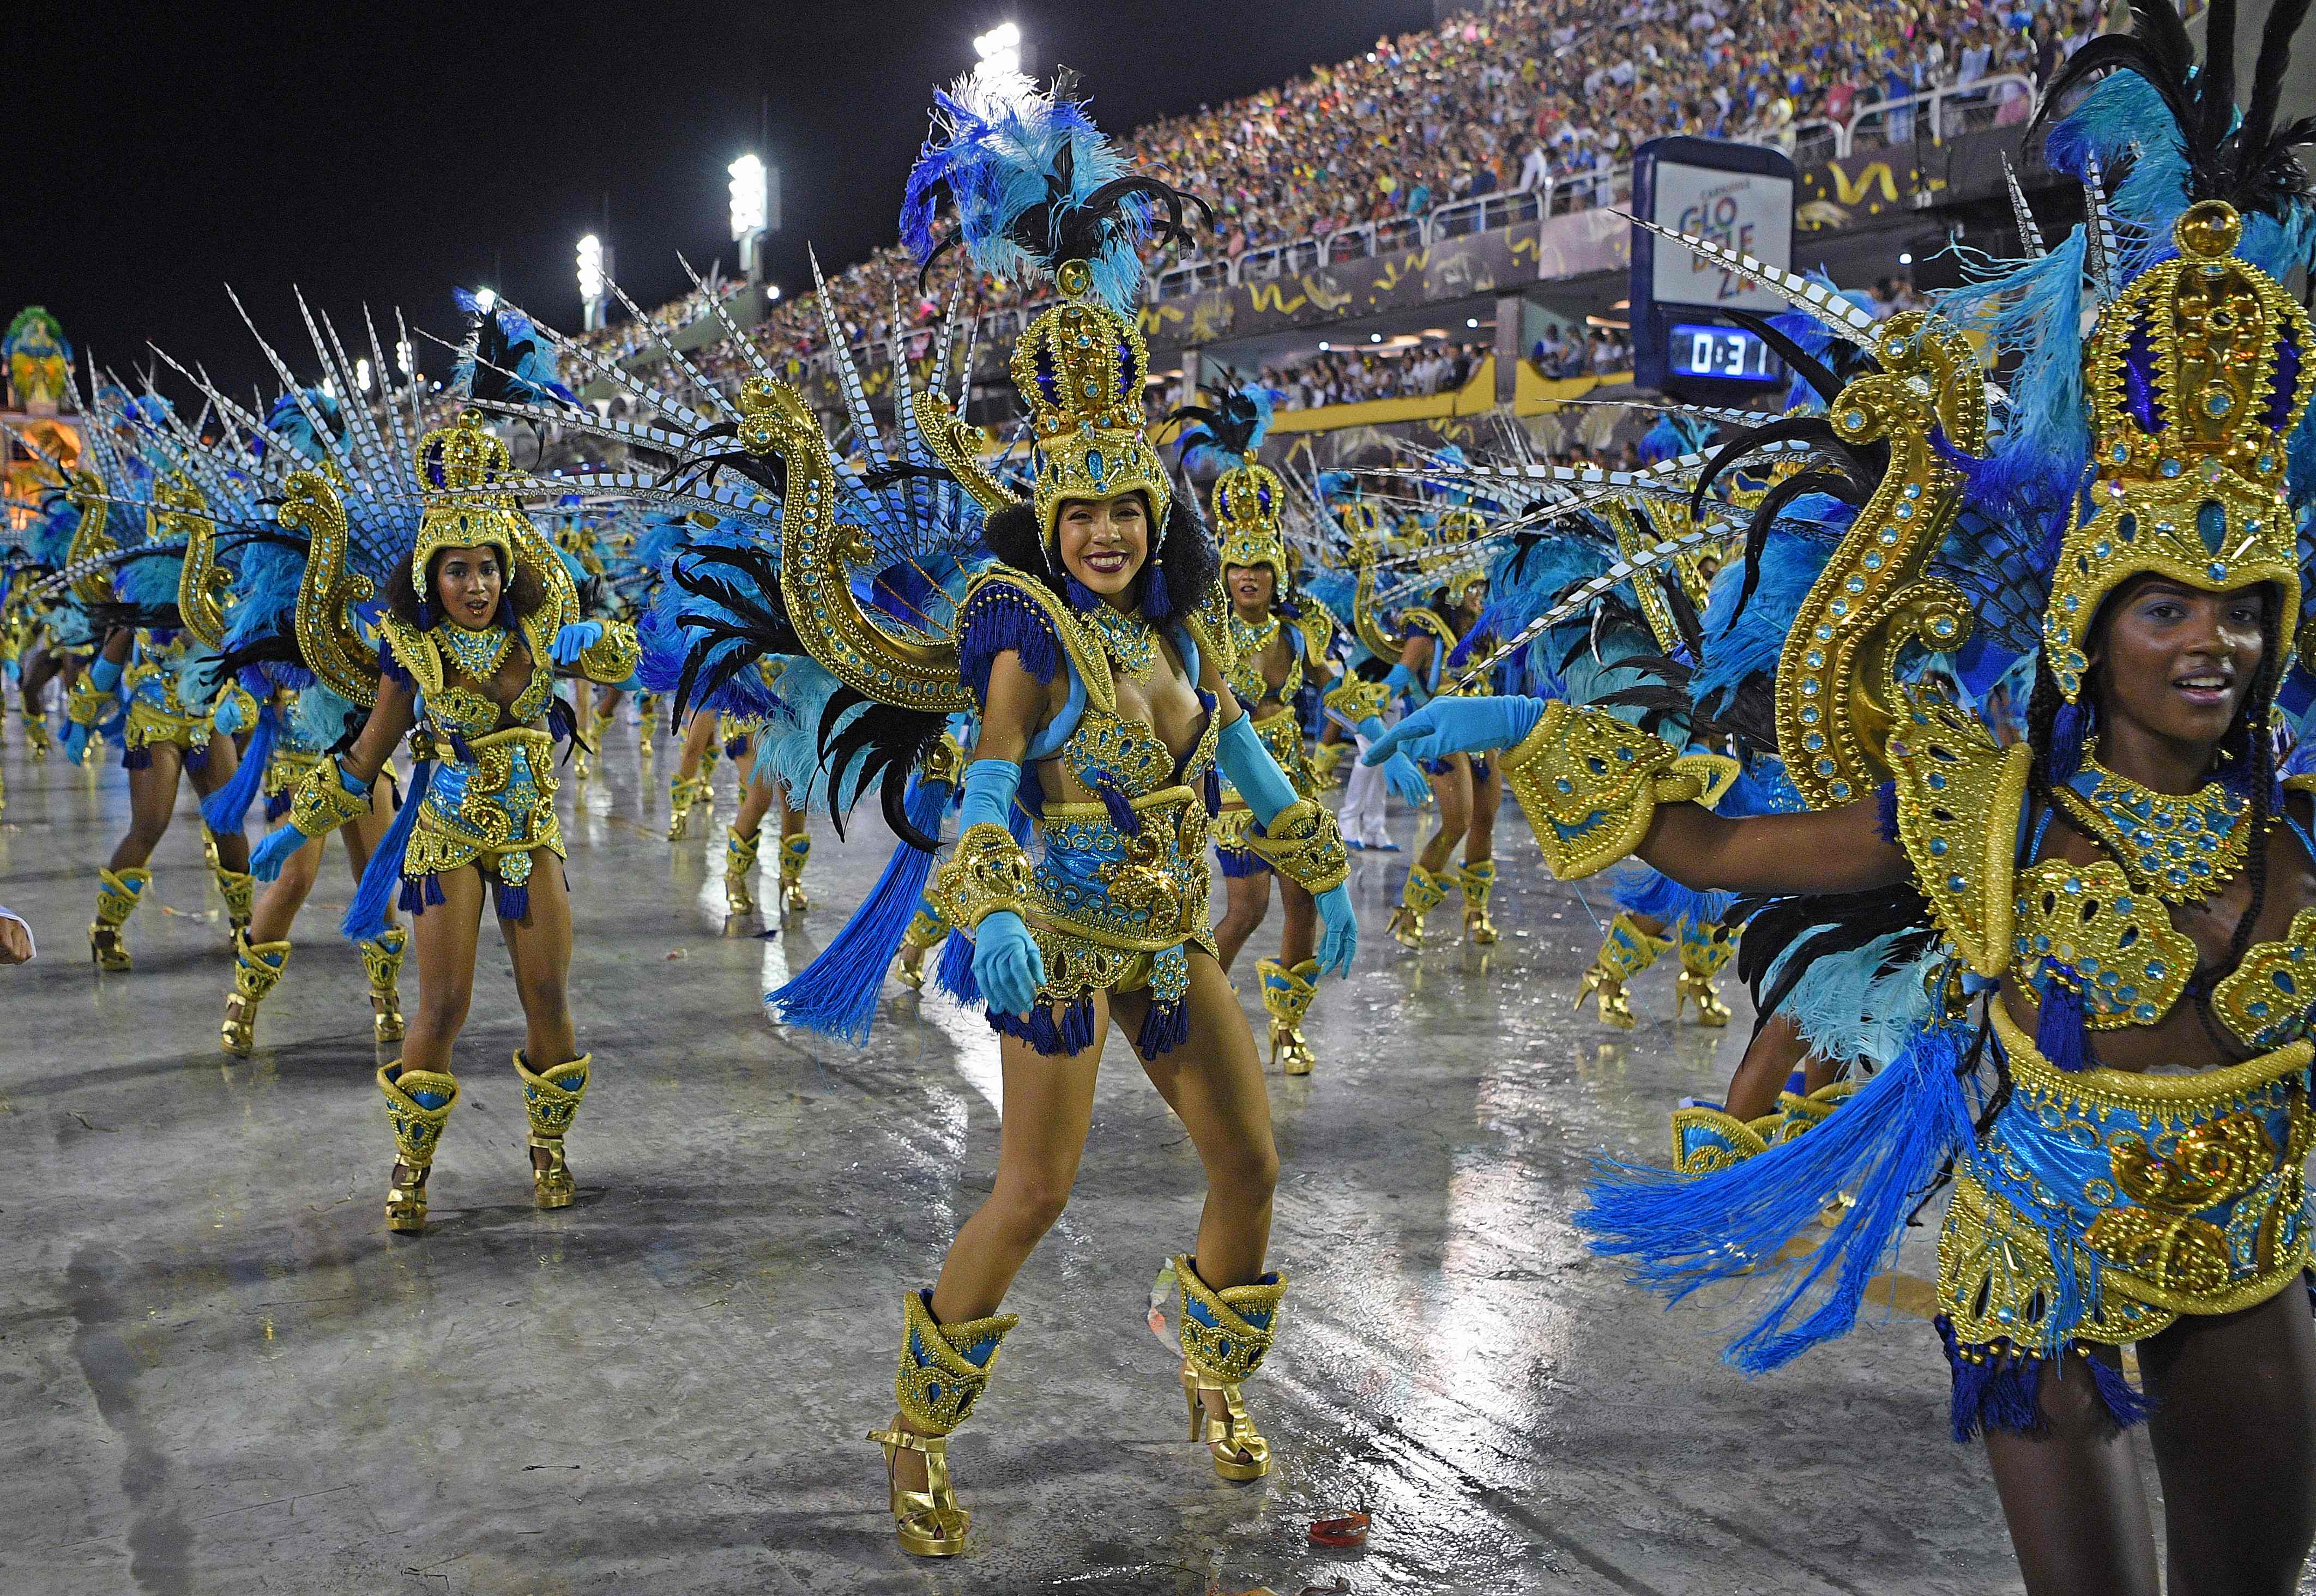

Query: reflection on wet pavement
left=0, top=722, right=2040, bottom=1593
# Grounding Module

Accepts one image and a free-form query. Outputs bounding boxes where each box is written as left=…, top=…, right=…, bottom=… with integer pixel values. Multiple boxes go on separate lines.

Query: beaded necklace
left=2058, top=742, right=2253, bottom=903
left=437, top=621, right=514, bottom=682
left=1086, top=602, right=1159, bottom=679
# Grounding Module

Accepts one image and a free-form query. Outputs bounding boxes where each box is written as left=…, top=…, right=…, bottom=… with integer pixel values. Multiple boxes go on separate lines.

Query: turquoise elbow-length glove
left=1215, top=714, right=1356, bottom=977
left=1364, top=696, right=1545, bottom=766
left=955, top=759, right=1045, bottom=1018
left=1355, top=715, right=1436, bottom=807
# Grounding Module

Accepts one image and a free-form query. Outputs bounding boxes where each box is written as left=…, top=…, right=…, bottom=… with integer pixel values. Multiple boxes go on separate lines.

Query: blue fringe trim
left=1579, top=1024, right=1974, bottom=1373
left=1132, top=995, right=1190, bottom=1060
left=1217, top=844, right=1267, bottom=878
left=265, top=791, right=292, bottom=821
left=934, top=928, right=981, bottom=1005
left=724, top=734, right=749, bottom=758
left=1937, top=1316, right=2151, bottom=1441
left=1095, top=777, right=1141, bottom=835
left=958, top=585, right=1061, bottom=702
left=990, top=994, right=1096, bottom=1055
left=346, top=761, right=430, bottom=941
left=200, top=705, right=278, bottom=833
left=397, top=873, right=448, bottom=915
left=1203, top=766, right=1221, bottom=817
left=376, top=635, right=415, bottom=691
left=1608, top=862, right=1734, bottom=926
left=122, top=746, right=150, bottom=771
left=493, top=879, right=529, bottom=921
left=184, top=742, right=209, bottom=775
left=771, top=776, right=951, bottom=1043
left=2033, top=970, right=2096, bottom=1073
left=1875, top=779, right=1899, bottom=843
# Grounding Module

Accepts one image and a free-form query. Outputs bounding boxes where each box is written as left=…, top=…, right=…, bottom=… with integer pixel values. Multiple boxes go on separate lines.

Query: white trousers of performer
left=1340, top=712, right=1395, bottom=848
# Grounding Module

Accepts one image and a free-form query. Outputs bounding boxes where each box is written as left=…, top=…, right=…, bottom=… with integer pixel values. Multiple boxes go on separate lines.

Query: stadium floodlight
left=974, top=21, right=1021, bottom=78
left=354, top=357, right=373, bottom=394
left=767, top=283, right=782, bottom=302
left=394, top=338, right=413, bottom=378
left=577, top=233, right=611, bottom=330
left=729, top=155, right=768, bottom=240
left=474, top=287, right=499, bottom=313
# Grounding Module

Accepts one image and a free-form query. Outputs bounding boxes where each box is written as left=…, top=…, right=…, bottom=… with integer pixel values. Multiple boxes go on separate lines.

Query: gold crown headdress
left=898, top=72, right=1208, bottom=556
left=1174, top=382, right=1286, bottom=584
left=2044, top=201, right=2311, bottom=699
left=411, top=410, right=523, bottom=593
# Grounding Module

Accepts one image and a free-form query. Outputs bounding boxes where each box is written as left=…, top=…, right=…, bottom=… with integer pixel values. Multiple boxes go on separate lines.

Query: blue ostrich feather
left=1933, top=227, right=2091, bottom=530
left=29, top=492, right=77, bottom=567
left=1178, top=383, right=1277, bottom=473
left=1607, top=862, right=1735, bottom=926
left=117, top=546, right=186, bottom=607
left=1765, top=930, right=1945, bottom=1068
left=748, top=657, right=874, bottom=813
left=1692, top=518, right=1840, bottom=716
left=2042, top=74, right=2191, bottom=281
left=1302, top=566, right=1358, bottom=632
left=1640, top=413, right=1716, bottom=464
left=1770, top=276, right=1875, bottom=412
left=900, top=71, right=1156, bottom=313
left=288, top=683, right=360, bottom=752
left=221, top=539, right=308, bottom=654
left=1580, top=1020, right=1974, bottom=1374
left=257, top=388, right=344, bottom=462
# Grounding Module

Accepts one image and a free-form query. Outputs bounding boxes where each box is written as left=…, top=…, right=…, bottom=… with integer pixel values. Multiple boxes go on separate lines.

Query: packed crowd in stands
left=572, top=0, right=2119, bottom=407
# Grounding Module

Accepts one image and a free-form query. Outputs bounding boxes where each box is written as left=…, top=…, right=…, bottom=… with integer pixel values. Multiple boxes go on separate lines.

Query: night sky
left=9, top=1, right=1434, bottom=404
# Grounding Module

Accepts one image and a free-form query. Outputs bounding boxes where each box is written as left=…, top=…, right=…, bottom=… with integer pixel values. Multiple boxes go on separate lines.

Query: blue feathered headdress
left=1172, top=382, right=1276, bottom=473
left=256, top=388, right=345, bottom=463
left=899, top=69, right=1209, bottom=312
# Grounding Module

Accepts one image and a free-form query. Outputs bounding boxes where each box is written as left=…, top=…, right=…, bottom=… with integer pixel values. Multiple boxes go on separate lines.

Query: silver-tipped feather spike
left=2002, top=156, right=2046, bottom=259
left=1617, top=210, right=1880, bottom=350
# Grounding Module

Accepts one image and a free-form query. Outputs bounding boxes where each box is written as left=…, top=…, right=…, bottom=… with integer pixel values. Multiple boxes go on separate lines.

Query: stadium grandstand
left=565, top=0, right=2141, bottom=469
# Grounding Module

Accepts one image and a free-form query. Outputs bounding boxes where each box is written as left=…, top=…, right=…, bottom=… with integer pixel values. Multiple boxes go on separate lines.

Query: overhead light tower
left=576, top=233, right=610, bottom=331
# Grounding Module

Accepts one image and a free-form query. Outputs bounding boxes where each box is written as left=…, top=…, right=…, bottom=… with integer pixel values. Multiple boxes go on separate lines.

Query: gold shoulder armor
left=1499, top=701, right=1728, bottom=879
left=1885, top=686, right=2028, bottom=978
left=378, top=616, right=445, bottom=699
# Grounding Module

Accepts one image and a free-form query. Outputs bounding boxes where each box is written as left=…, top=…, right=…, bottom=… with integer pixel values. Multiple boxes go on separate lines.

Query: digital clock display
left=1668, top=322, right=1781, bottom=382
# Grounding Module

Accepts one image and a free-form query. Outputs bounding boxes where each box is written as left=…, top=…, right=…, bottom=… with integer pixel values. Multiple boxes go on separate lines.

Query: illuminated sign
left=1667, top=322, right=1781, bottom=382
left=1649, top=161, right=1795, bottom=311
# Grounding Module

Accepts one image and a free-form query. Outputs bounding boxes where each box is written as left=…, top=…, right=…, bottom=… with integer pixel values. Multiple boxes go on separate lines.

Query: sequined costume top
left=380, top=611, right=638, bottom=898
left=1220, top=606, right=1329, bottom=807
left=952, top=567, right=1233, bottom=1056
left=1880, top=689, right=2316, bottom=1350
left=121, top=628, right=227, bottom=756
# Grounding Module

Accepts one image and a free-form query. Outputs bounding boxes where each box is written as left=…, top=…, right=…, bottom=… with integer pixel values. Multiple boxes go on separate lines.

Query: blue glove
left=88, top=655, right=124, bottom=696
left=973, top=909, right=1046, bottom=1019
left=1356, top=716, right=1433, bottom=807
left=551, top=621, right=604, bottom=665
left=62, top=721, right=89, bottom=766
left=1313, top=883, right=1358, bottom=977
left=1214, top=713, right=1299, bottom=822
left=213, top=694, right=248, bottom=735
left=1365, top=696, right=1545, bottom=766
left=249, top=825, right=306, bottom=881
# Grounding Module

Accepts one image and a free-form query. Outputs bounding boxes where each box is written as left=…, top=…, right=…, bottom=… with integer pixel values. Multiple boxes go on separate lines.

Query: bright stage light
left=394, top=339, right=413, bottom=377
left=354, top=357, right=373, bottom=394
left=474, top=287, right=499, bottom=313
left=974, top=21, right=1022, bottom=78
left=577, top=234, right=605, bottom=303
left=729, top=155, right=768, bottom=241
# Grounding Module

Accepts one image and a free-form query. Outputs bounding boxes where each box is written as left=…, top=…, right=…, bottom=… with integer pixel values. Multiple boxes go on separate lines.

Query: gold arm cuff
left=287, top=755, right=373, bottom=838
left=929, top=822, right=1034, bottom=933
left=66, top=678, right=113, bottom=728
left=918, top=732, right=966, bottom=788
left=1323, top=678, right=1390, bottom=723
left=1245, top=799, right=1350, bottom=894
left=1499, top=702, right=1708, bottom=879
left=574, top=620, right=641, bottom=684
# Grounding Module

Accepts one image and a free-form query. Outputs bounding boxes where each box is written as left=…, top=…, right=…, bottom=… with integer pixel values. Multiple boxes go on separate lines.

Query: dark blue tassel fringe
left=1096, top=777, right=1142, bottom=835
left=1216, top=844, right=1266, bottom=878
left=376, top=636, right=415, bottom=691
left=959, top=587, right=1061, bottom=701
left=201, top=705, right=278, bottom=833
left=183, top=742, right=208, bottom=775
left=990, top=994, right=1096, bottom=1056
left=346, top=761, right=431, bottom=942
left=1938, top=1315, right=2151, bottom=1441
left=1132, top=996, right=1190, bottom=1060
left=397, top=873, right=448, bottom=915
left=2034, top=970, right=2094, bottom=1073
left=493, top=879, right=529, bottom=921
left=771, top=776, right=951, bottom=1043
left=266, top=791, right=293, bottom=821
left=1874, top=779, right=1899, bottom=843
left=123, top=746, right=150, bottom=771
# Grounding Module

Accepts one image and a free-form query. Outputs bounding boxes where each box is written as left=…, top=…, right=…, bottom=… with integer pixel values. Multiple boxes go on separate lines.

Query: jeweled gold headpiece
left=1016, top=258, right=1171, bottom=539
left=1213, top=461, right=1286, bottom=585
left=411, top=410, right=521, bottom=594
left=2044, top=201, right=2311, bottom=699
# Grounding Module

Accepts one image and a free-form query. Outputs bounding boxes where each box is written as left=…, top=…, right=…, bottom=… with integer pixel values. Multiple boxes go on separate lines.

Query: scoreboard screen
left=1667, top=322, right=1781, bottom=382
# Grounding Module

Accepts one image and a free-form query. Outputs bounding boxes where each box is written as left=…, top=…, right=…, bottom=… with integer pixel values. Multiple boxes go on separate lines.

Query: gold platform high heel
left=89, top=866, right=150, bottom=972
left=723, top=825, right=760, bottom=915
left=1675, top=920, right=1735, bottom=1026
left=514, top=1051, right=590, bottom=1209
left=359, top=928, right=408, bottom=1044
left=1456, top=858, right=1500, bottom=945
left=220, top=929, right=291, bottom=1056
left=377, top=1063, right=458, bottom=1234
left=1574, top=911, right=1669, bottom=1030
left=24, top=712, right=51, bottom=760
left=1257, top=956, right=1320, bottom=1076
left=778, top=832, right=812, bottom=914
left=1174, top=1255, right=1286, bottom=1482
left=1389, top=863, right=1448, bottom=949
left=868, top=1289, right=1018, bottom=1557
left=892, top=905, right=948, bottom=989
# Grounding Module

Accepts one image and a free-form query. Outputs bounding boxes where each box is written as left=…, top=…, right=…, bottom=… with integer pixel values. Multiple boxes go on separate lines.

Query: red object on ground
left=1307, top=1513, right=1371, bottom=1549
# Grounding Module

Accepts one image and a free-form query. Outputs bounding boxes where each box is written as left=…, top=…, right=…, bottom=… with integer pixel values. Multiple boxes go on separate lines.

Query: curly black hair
left=388, top=545, right=547, bottom=633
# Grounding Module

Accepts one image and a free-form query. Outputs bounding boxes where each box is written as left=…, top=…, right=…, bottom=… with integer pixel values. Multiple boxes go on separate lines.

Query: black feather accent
left=214, top=632, right=309, bottom=680
left=668, top=422, right=788, bottom=502
left=1167, top=378, right=1264, bottom=463
left=1733, top=468, right=1869, bottom=621
left=1733, top=883, right=1940, bottom=1032
left=1690, top=414, right=1877, bottom=523
left=817, top=687, right=945, bottom=848
left=1720, top=307, right=1849, bottom=404
left=859, top=461, right=959, bottom=492
left=666, top=545, right=804, bottom=724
